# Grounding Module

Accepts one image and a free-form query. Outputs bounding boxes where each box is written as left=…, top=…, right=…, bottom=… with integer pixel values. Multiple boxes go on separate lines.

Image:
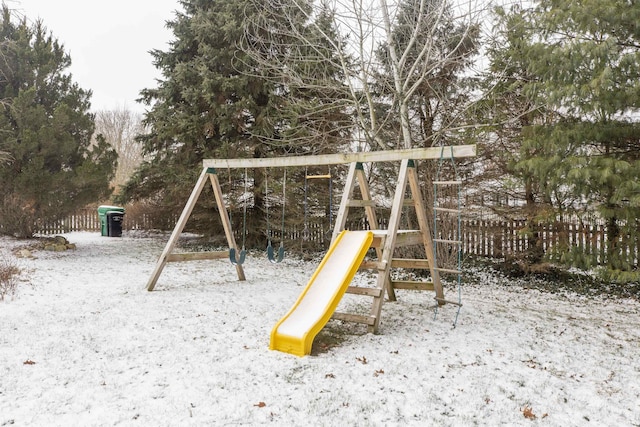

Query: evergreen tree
left=473, top=5, right=554, bottom=264
left=118, top=0, right=279, bottom=242
left=517, top=0, right=640, bottom=280
left=0, top=7, right=116, bottom=237
left=119, top=0, right=348, bottom=246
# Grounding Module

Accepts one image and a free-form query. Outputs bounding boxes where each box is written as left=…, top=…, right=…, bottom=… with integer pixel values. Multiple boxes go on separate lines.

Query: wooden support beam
left=146, top=168, right=210, bottom=291
left=390, top=258, right=432, bottom=269
left=331, top=162, right=358, bottom=243
left=355, top=166, right=382, bottom=261
left=406, top=164, right=444, bottom=303
left=359, top=260, right=386, bottom=270
left=345, top=286, right=383, bottom=297
left=434, top=267, right=463, bottom=275
left=434, top=238, right=462, bottom=245
left=347, top=200, right=377, bottom=207
left=332, top=312, right=377, bottom=326
left=434, top=207, right=461, bottom=213
left=370, top=230, right=423, bottom=249
left=391, top=280, right=435, bottom=291
left=369, top=159, right=413, bottom=325
left=209, top=173, right=245, bottom=281
left=433, top=180, right=462, bottom=185
left=203, top=145, right=476, bottom=169
left=394, top=231, right=425, bottom=247
left=166, top=251, right=229, bottom=262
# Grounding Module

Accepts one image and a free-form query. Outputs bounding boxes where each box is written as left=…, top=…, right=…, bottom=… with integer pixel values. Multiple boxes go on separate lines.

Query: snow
left=1, top=232, right=639, bottom=426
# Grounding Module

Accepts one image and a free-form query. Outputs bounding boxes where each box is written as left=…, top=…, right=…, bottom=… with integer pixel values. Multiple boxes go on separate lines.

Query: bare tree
left=94, top=107, right=146, bottom=190
left=242, top=0, right=485, bottom=152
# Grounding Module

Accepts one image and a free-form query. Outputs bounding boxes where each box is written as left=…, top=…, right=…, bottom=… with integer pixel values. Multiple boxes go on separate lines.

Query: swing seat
left=267, top=243, right=285, bottom=263
left=229, top=248, right=246, bottom=265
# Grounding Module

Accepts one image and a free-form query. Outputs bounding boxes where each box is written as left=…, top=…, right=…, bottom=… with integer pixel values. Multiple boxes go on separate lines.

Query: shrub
left=0, top=256, right=20, bottom=301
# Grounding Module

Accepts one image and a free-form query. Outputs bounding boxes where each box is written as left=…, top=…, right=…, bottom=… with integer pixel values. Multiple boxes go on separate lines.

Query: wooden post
left=355, top=164, right=382, bottom=260
left=203, top=145, right=477, bottom=169
left=368, top=159, right=411, bottom=331
left=208, top=172, right=246, bottom=281
left=406, top=163, right=443, bottom=303
left=146, top=168, right=210, bottom=291
left=332, top=162, right=359, bottom=244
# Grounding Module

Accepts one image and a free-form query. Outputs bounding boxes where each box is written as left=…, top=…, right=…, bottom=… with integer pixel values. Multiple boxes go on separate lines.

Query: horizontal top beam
left=202, top=144, right=476, bottom=169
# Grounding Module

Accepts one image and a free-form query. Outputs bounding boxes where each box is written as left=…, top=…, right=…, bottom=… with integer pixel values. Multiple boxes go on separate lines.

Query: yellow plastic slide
left=270, top=230, right=374, bottom=357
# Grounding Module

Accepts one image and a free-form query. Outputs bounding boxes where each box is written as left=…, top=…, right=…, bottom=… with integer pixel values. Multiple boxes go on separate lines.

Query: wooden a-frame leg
left=368, top=159, right=411, bottom=332
left=146, top=168, right=211, bottom=291
left=356, top=166, right=382, bottom=260
left=407, top=164, right=444, bottom=303
left=331, top=162, right=359, bottom=244
left=209, top=173, right=245, bottom=281
left=146, top=167, right=247, bottom=291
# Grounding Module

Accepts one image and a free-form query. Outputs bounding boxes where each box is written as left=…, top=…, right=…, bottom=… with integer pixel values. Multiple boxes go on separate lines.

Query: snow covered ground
left=1, top=232, right=639, bottom=426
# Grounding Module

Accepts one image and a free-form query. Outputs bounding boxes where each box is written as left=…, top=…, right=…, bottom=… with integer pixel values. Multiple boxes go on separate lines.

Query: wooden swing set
left=146, top=145, right=476, bottom=334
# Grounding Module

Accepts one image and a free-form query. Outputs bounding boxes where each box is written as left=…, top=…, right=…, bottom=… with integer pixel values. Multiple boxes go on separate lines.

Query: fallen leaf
left=23, top=360, right=36, bottom=365
left=254, top=402, right=266, bottom=408
left=356, top=356, right=368, bottom=365
left=374, top=369, right=384, bottom=377
left=522, top=406, right=536, bottom=420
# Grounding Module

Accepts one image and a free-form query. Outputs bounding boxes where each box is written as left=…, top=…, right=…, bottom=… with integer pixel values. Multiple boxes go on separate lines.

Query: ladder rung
left=433, top=180, right=461, bottom=185
left=390, top=258, right=431, bottom=269
left=374, top=231, right=425, bottom=248
left=435, top=297, right=463, bottom=307
left=434, top=238, right=462, bottom=245
left=359, top=260, right=386, bottom=270
left=394, top=231, right=424, bottom=247
left=306, top=174, right=331, bottom=179
left=347, top=200, right=376, bottom=207
left=346, top=286, right=383, bottom=297
left=332, top=312, right=376, bottom=326
left=391, top=280, right=434, bottom=291
left=434, top=267, right=462, bottom=274
left=434, top=207, right=461, bottom=213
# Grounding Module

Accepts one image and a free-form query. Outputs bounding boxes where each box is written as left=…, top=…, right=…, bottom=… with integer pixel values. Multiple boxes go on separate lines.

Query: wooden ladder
left=330, top=159, right=444, bottom=333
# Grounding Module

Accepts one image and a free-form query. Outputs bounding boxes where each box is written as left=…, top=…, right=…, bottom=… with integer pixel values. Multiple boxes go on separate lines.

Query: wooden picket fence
left=461, top=219, right=639, bottom=266
left=37, top=208, right=177, bottom=235
left=37, top=209, right=638, bottom=267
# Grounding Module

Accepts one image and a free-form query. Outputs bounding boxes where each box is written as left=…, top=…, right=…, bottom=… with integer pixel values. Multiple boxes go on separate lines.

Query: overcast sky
left=9, top=0, right=181, bottom=112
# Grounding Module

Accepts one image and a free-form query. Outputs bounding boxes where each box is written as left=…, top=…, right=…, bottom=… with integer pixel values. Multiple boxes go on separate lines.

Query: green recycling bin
left=97, top=205, right=125, bottom=237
